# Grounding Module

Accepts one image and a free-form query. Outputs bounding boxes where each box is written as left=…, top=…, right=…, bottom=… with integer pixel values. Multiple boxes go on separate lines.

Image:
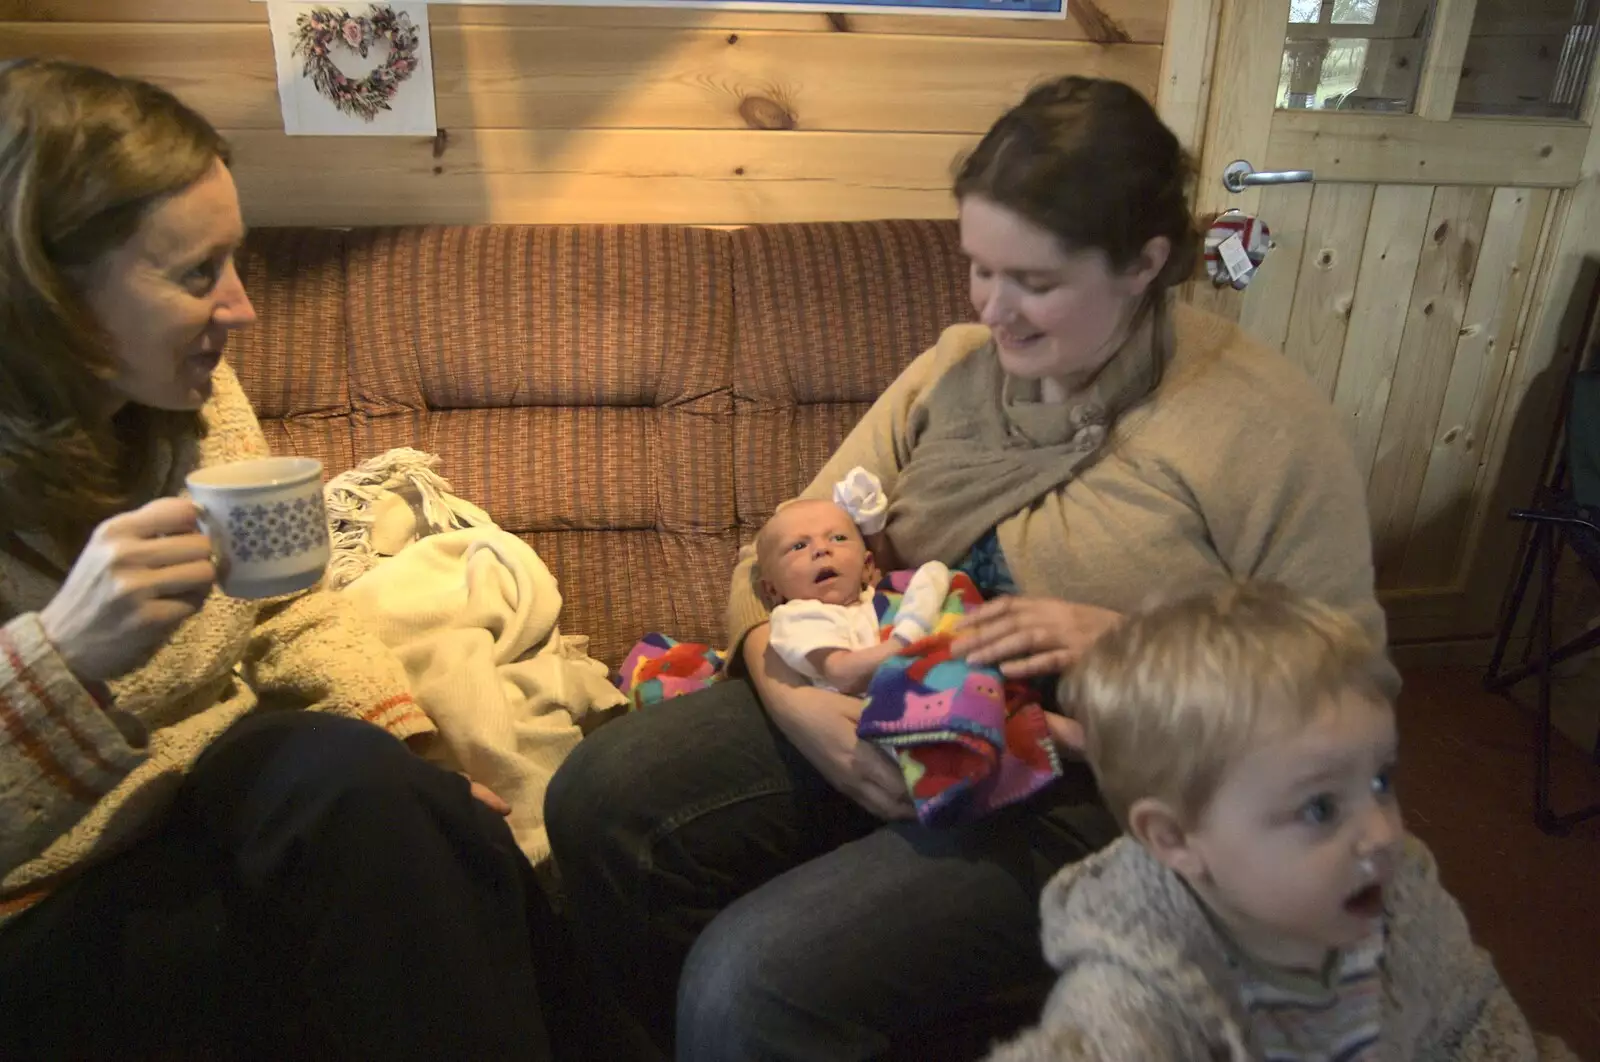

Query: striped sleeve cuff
left=0, top=614, right=147, bottom=818
left=360, top=692, right=434, bottom=742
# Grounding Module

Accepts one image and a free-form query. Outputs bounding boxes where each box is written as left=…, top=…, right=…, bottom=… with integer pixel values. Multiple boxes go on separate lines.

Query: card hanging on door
left=1203, top=210, right=1271, bottom=290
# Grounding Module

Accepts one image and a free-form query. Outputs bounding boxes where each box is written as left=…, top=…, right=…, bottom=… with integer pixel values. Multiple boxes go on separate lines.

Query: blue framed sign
left=420, top=0, right=1065, bottom=17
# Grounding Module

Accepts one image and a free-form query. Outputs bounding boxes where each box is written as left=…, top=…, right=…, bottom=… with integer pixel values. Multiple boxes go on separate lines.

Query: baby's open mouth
left=1343, top=883, right=1384, bottom=918
left=814, top=568, right=839, bottom=584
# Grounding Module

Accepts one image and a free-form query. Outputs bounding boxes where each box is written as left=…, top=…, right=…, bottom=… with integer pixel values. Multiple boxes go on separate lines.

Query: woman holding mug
left=0, top=59, right=555, bottom=1060
left=547, top=77, right=1384, bottom=1060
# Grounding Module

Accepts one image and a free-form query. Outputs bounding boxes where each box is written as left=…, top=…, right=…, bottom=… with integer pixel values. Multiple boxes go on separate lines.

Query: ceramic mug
left=185, top=456, right=331, bottom=599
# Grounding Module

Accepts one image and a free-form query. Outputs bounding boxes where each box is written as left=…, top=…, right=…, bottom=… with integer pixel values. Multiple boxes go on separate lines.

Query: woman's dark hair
left=954, top=76, right=1199, bottom=292
left=0, top=58, right=227, bottom=543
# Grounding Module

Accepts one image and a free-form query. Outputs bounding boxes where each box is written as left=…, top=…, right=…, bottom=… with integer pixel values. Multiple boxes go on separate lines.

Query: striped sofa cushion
left=730, top=221, right=972, bottom=539
left=231, top=228, right=356, bottom=473
left=229, top=221, right=968, bottom=668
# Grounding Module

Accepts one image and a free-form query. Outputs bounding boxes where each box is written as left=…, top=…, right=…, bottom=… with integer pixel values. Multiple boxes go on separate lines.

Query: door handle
left=1222, top=159, right=1314, bottom=193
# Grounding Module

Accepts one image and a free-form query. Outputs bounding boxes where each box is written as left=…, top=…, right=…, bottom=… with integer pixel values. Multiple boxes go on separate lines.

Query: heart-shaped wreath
left=292, top=5, right=420, bottom=123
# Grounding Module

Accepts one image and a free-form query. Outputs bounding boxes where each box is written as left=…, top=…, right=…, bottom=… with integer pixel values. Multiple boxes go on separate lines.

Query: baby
left=757, top=476, right=949, bottom=695
left=986, top=581, right=1572, bottom=1061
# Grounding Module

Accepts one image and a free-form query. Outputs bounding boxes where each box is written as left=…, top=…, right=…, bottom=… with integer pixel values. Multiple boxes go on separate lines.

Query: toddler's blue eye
left=1372, top=766, right=1395, bottom=798
left=1299, top=794, right=1338, bottom=826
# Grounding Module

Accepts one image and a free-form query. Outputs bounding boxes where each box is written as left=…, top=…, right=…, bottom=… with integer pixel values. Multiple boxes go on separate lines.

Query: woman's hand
left=468, top=779, right=511, bottom=816
left=783, top=696, right=914, bottom=822
left=1043, top=713, right=1087, bottom=757
left=951, top=595, right=1122, bottom=679
left=38, top=497, right=217, bottom=684
left=745, top=626, right=914, bottom=822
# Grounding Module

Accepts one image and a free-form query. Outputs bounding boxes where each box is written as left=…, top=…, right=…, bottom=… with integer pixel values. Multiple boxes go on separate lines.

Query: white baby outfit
left=770, top=465, right=952, bottom=692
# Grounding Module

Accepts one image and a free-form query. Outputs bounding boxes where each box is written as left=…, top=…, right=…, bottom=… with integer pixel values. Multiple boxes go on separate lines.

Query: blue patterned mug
left=185, top=457, right=331, bottom=599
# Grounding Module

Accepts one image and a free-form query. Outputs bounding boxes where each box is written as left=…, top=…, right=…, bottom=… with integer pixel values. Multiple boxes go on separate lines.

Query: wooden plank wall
left=1240, top=180, right=1554, bottom=615
left=0, top=0, right=1167, bottom=225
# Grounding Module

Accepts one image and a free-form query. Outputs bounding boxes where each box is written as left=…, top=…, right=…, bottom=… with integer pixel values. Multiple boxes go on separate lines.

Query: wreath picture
left=291, top=5, right=420, bottom=123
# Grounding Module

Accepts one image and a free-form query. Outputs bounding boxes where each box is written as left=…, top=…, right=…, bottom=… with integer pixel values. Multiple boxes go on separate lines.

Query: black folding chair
left=1484, top=274, right=1600, bottom=835
left=1483, top=485, right=1600, bottom=833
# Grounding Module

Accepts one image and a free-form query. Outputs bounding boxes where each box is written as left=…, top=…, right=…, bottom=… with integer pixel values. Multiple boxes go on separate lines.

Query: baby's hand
left=891, top=561, right=951, bottom=644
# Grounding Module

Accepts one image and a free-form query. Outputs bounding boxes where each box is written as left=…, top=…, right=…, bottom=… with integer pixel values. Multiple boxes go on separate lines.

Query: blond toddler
left=986, top=582, right=1573, bottom=1061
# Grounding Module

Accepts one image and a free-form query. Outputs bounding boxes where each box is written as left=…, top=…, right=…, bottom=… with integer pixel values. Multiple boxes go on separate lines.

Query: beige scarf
left=886, top=297, right=1173, bottom=566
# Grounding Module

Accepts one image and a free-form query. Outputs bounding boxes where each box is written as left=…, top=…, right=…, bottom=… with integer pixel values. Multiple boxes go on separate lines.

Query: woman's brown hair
left=954, top=76, right=1199, bottom=293
left=0, top=58, right=229, bottom=544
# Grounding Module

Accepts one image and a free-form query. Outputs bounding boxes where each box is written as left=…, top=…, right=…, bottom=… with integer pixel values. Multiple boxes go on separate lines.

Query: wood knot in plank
left=739, top=96, right=797, bottom=131
left=1068, top=0, right=1133, bottom=42
left=1432, top=221, right=1449, bottom=243
left=1457, top=239, right=1477, bottom=286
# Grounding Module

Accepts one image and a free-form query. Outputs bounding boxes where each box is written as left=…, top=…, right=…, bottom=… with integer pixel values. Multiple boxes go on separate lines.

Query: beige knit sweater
left=728, top=301, right=1384, bottom=656
left=983, top=835, right=1575, bottom=1060
left=0, top=363, right=435, bottom=921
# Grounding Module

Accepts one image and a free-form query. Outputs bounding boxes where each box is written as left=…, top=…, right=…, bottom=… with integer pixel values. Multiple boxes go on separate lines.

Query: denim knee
left=676, top=907, right=787, bottom=1061
left=195, top=711, right=416, bottom=795
left=544, top=712, right=637, bottom=866
left=184, top=712, right=462, bottom=864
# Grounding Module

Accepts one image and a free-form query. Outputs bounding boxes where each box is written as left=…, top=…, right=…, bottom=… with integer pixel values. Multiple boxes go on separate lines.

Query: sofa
left=229, top=220, right=973, bottom=670
left=228, top=219, right=1036, bottom=1060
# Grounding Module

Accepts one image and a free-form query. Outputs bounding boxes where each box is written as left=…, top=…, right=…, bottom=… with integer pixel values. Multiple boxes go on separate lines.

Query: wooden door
left=1160, top=0, right=1600, bottom=648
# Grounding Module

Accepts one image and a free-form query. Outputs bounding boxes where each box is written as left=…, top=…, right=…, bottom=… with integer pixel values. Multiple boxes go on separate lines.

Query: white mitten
left=833, top=466, right=889, bottom=536
left=891, top=561, right=951, bottom=644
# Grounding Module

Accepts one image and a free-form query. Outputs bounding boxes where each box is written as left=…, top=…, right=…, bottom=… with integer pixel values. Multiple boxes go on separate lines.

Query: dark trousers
left=544, top=678, right=1118, bottom=1062
left=0, top=711, right=555, bottom=1062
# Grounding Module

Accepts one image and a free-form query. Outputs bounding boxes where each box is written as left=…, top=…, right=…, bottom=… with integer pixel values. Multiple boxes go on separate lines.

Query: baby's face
left=759, top=500, right=870, bottom=607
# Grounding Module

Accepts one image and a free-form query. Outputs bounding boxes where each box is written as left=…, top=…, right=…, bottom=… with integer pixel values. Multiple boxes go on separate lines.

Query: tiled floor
left=1398, top=666, right=1600, bottom=1058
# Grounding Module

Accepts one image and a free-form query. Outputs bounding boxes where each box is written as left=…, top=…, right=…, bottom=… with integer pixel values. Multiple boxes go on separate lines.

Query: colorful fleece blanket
left=616, top=633, right=725, bottom=710
left=615, top=571, right=1063, bottom=827
left=857, top=570, right=1063, bottom=827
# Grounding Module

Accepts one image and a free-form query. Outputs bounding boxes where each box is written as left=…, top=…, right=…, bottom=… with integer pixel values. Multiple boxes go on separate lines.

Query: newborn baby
left=757, top=492, right=949, bottom=695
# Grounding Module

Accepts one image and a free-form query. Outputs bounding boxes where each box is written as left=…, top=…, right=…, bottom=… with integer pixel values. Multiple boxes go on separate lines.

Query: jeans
left=0, top=711, right=556, bottom=1062
left=545, top=678, right=1118, bottom=1062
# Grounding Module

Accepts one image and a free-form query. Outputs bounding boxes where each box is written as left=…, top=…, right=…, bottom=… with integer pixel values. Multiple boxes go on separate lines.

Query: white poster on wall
left=267, top=2, right=437, bottom=136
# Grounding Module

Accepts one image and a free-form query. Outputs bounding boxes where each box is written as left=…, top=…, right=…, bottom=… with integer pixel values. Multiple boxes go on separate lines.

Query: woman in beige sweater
left=0, top=60, right=556, bottom=1060
left=547, top=77, right=1383, bottom=1060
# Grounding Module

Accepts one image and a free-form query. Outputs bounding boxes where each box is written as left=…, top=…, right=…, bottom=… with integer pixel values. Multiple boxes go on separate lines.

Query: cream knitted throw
left=324, top=447, right=494, bottom=591
left=0, top=363, right=434, bottom=921
left=332, top=452, right=626, bottom=874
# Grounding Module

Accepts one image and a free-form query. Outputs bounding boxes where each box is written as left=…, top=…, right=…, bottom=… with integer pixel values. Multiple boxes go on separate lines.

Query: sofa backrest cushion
left=230, top=221, right=968, bottom=667
left=730, top=221, right=971, bottom=541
